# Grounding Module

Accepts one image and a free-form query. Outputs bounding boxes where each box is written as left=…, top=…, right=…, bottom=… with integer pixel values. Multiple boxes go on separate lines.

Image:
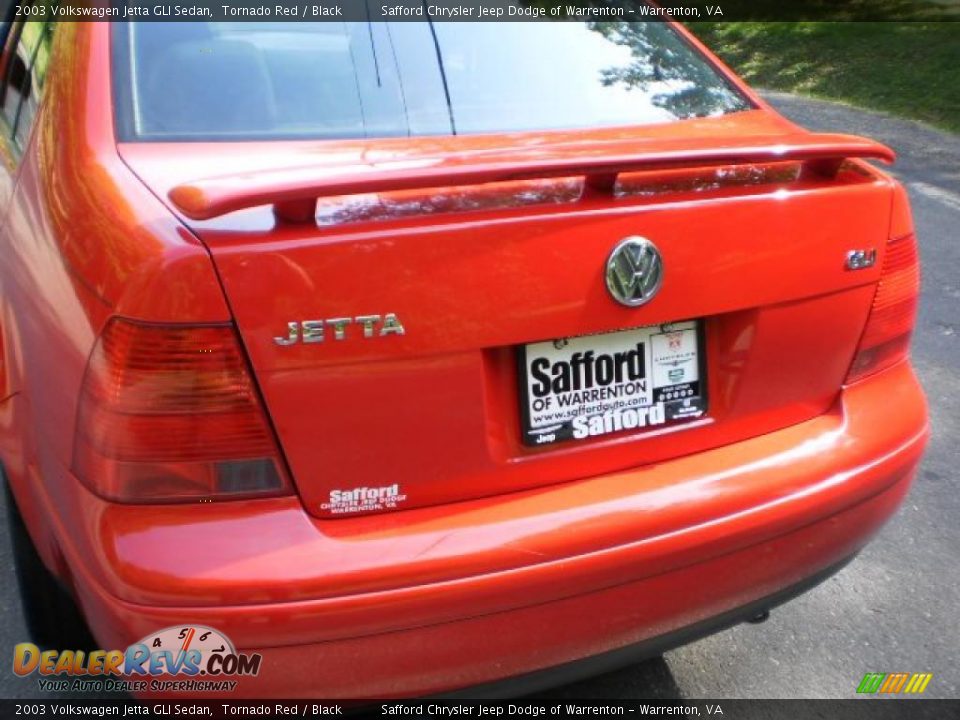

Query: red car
left=1, top=14, right=927, bottom=698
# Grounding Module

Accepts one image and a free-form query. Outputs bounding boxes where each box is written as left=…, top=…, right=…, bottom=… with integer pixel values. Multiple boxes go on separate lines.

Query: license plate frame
left=518, top=321, right=708, bottom=446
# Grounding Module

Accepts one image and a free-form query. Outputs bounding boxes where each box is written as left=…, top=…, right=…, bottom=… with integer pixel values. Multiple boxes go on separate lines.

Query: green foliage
left=689, top=22, right=960, bottom=133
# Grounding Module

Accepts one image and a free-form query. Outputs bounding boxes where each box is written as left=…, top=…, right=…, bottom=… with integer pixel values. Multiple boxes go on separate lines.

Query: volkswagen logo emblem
left=605, top=236, right=664, bottom=307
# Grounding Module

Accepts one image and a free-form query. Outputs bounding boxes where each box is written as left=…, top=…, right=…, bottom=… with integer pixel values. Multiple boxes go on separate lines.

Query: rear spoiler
left=168, top=133, right=895, bottom=223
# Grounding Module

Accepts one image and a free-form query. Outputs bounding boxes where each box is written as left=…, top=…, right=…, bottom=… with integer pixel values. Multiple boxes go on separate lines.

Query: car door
left=0, top=2, right=55, bottom=400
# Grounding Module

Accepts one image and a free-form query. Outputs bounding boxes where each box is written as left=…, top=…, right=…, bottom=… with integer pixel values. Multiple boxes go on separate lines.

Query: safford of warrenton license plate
left=520, top=321, right=706, bottom=446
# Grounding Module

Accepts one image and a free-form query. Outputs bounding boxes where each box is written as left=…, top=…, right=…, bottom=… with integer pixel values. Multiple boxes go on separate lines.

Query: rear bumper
left=443, top=554, right=856, bottom=699
left=57, top=362, right=925, bottom=697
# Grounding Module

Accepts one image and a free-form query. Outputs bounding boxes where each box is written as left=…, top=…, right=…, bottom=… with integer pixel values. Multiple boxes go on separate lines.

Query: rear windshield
left=113, top=19, right=752, bottom=141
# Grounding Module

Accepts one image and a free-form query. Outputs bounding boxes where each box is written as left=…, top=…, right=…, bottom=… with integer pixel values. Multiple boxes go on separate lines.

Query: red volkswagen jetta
left=0, top=14, right=927, bottom=697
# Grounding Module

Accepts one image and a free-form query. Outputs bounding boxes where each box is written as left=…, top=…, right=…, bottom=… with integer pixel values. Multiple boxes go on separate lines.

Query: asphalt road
left=0, top=95, right=958, bottom=701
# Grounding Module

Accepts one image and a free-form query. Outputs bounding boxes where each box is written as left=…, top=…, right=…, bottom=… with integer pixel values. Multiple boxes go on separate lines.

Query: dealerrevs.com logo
left=13, top=625, right=261, bottom=694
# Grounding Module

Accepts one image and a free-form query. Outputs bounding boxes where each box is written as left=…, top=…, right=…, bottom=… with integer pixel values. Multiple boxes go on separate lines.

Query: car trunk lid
left=119, top=113, right=897, bottom=517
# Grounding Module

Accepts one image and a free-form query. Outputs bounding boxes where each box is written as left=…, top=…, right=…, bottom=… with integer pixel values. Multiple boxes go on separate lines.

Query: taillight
left=846, top=232, right=920, bottom=383
left=73, top=318, right=291, bottom=502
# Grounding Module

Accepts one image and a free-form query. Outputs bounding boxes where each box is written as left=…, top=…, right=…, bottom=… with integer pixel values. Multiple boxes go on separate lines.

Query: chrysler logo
left=605, top=236, right=663, bottom=307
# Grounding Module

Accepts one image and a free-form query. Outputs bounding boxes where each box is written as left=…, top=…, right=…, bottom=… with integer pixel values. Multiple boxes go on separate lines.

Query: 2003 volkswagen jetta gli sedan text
left=0, top=11, right=928, bottom=697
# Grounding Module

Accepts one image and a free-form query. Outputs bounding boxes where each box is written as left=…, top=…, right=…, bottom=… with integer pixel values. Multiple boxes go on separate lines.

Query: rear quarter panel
left=0, top=23, right=229, bottom=580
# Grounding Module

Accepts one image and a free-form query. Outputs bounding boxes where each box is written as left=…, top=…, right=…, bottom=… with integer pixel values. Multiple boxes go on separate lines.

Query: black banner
left=14, top=0, right=960, bottom=23
left=1, top=700, right=959, bottom=719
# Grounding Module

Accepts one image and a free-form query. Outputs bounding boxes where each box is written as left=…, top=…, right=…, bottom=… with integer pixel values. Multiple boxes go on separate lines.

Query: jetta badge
left=274, top=314, right=405, bottom=345
left=605, top=236, right=664, bottom=307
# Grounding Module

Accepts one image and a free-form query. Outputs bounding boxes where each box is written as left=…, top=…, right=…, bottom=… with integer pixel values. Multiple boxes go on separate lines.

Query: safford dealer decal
left=522, top=322, right=705, bottom=445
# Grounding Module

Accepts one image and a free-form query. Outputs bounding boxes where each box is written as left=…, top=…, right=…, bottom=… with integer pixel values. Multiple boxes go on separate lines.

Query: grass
left=689, top=22, right=960, bottom=133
